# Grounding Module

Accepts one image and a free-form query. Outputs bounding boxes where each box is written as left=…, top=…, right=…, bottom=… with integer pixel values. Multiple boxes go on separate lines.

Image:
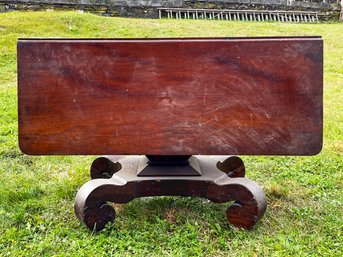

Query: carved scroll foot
left=74, top=176, right=132, bottom=231
left=224, top=179, right=266, bottom=229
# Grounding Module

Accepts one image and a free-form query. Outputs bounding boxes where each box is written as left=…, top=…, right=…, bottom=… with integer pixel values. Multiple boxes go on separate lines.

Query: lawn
left=0, top=11, right=342, bottom=256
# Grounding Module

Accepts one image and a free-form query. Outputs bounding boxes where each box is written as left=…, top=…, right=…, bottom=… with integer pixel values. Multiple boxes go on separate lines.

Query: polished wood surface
left=18, top=37, right=323, bottom=155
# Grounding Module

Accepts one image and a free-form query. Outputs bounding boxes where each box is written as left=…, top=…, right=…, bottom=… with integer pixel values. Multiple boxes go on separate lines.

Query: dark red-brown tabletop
left=18, top=37, right=323, bottom=155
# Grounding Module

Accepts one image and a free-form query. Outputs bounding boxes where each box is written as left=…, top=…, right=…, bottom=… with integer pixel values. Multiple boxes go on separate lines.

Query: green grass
left=0, top=11, right=342, bottom=256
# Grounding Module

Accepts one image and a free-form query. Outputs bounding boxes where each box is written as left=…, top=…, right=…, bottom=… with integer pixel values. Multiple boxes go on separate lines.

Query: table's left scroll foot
left=74, top=175, right=132, bottom=231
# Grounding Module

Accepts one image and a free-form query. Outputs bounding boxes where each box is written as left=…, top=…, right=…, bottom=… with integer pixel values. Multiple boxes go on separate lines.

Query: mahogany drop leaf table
left=18, top=37, right=323, bottom=231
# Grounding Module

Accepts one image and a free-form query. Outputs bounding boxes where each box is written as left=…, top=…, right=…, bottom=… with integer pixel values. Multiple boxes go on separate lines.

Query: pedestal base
left=74, top=155, right=267, bottom=231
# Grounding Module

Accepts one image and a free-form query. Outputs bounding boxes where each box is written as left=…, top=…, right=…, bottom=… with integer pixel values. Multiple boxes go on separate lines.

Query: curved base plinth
left=74, top=155, right=266, bottom=231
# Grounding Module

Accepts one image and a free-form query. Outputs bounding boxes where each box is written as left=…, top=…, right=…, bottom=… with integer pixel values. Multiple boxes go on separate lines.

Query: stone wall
left=0, top=0, right=341, bottom=19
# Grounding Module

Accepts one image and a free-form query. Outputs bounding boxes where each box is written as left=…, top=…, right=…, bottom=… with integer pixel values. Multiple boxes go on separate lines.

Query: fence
left=157, top=8, right=321, bottom=22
